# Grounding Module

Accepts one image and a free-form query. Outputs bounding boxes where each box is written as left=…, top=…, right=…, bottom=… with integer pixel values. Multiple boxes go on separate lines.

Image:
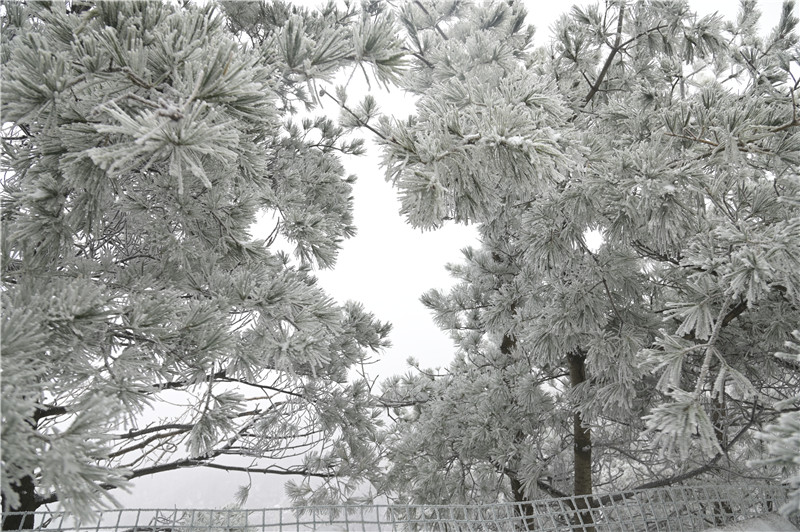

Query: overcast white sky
left=113, top=0, right=786, bottom=512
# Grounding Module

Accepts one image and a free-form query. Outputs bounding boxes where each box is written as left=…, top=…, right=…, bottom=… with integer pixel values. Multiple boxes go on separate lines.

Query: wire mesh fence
left=2, top=483, right=795, bottom=531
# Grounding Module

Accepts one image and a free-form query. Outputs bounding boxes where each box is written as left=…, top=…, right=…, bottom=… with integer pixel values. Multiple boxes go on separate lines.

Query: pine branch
left=321, top=89, right=392, bottom=144
left=402, top=46, right=434, bottom=69
left=584, top=5, right=625, bottom=105
left=201, top=463, right=336, bottom=477
left=125, top=456, right=338, bottom=482
left=597, top=400, right=760, bottom=506
left=112, top=409, right=264, bottom=441
left=33, top=405, right=68, bottom=422
left=121, top=67, right=154, bottom=90
left=535, top=477, right=571, bottom=500
left=31, top=461, right=339, bottom=506
left=107, top=429, right=189, bottom=459
left=413, top=0, right=448, bottom=41
left=495, top=461, right=571, bottom=502
left=631, top=240, right=682, bottom=265
left=219, top=377, right=305, bottom=399
left=618, top=24, right=671, bottom=49
left=720, top=299, right=748, bottom=327
left=112, top=423, right=195, bottom=440
left=582, top=12, right=672, bottom=106
left=377, top=398, right=428, bottom=408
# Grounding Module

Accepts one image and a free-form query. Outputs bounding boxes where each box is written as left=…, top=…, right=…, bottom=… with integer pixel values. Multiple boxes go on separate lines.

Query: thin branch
left=631, top=240, right=681, bottom=265
left=535, top=478, right=571, bottom=500
left=413, top=0, right=448, bottom=41
left=695, top=296, right=734, bottom=396
left=112, top=410, right=263, bottom=440
left=720, top=299, right=748, bottom=327
left=584, top=5, right=625, bottom=104
left=200, top=463, right=335, bottom=478
left=377, top=398, right=427, bottom=408
left=597, top=400, right=759, bottom=505
left=402, top=46, right=434, bottom=69
left=33, top=405, right=68, bottom=422
left=219, top=377, right=305, bottom=399
left=113, top=423, right=198, bottom=440
left=107, top=429, right=188, bottom=459
left=321, top=89, right=391, bottom=144
left=122, top=67, right=153, bottom=90
left=618, top=23, right=670, bottom=49
left=664, top=131, right=719, bottom=147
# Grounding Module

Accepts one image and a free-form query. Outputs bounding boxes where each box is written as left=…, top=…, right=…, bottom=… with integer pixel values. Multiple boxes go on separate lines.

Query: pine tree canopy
left=365, top=0, right=800, bottom=518
left=1, top=0, right=400, bottom=519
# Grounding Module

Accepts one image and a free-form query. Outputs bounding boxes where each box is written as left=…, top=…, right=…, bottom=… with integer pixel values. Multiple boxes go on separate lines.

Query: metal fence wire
left=2, top=483, right=796, bottom=531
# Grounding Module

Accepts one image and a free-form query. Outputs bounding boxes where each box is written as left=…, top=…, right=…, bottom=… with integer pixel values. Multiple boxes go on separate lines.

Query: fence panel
left=2, top=484, right=795, bottom=531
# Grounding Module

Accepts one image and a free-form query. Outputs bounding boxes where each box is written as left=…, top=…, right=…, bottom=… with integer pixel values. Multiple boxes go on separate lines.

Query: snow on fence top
left=1, top=483, right=796, bottom=532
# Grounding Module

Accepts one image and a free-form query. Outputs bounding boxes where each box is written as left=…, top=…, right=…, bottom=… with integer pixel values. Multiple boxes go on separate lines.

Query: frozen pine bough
left=703, top=513, right=798, bottom=532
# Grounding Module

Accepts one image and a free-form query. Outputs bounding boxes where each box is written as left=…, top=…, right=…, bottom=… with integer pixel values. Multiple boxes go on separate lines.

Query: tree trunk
left=509, top=472, right=537, bottom=530
left=2, top=475, right=37, bottom=531
left=3, top=405, right=50, bottom=530
left=710, top=395, right=733, bottom=525
left=499, top=335, right=537, bottom=530
left=568, top=351, right=595, bottom=532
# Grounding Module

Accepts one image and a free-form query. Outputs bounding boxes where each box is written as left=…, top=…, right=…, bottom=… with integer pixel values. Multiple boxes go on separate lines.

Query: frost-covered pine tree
left=359, top=0, right=800, bottom=523
left=0, top=0, right=403, bottom=525
left=755, top=330, right=800, bottom=516
left=377, top=246, right=575, bottom=523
